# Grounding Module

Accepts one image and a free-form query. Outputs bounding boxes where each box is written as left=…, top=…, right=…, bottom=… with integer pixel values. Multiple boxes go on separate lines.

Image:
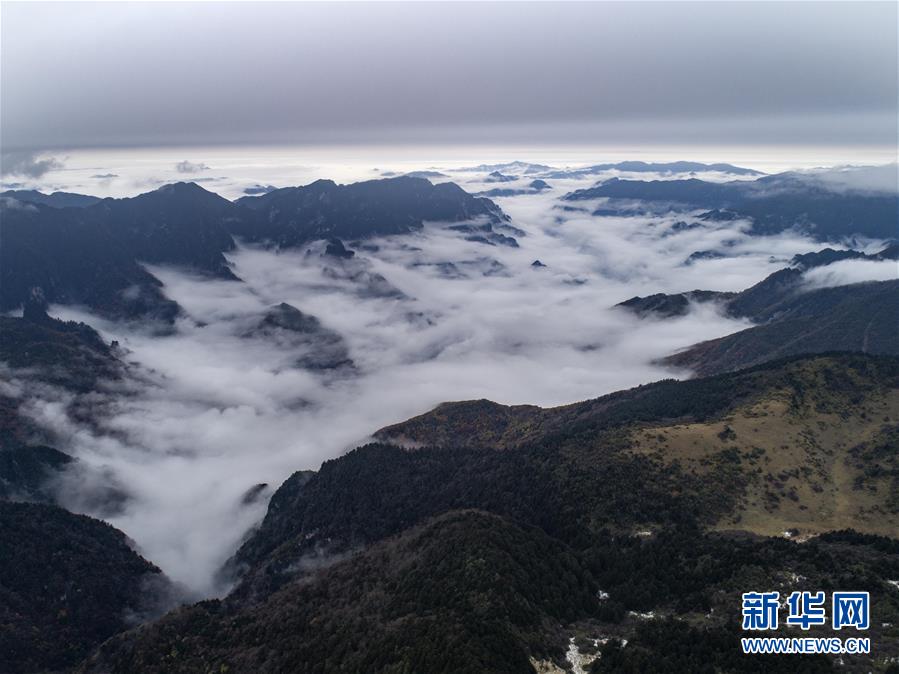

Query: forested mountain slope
left=78, top=354, right=899, bottom=673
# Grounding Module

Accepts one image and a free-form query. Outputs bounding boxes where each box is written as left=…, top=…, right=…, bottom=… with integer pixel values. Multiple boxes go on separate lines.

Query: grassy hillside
left=628, top=371, right=899, bottom=537
left=377, top=354, right=899, bottom=539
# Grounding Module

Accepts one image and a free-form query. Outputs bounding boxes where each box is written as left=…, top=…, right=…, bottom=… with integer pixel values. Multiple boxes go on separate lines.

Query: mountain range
left=454, top=160, right=762, bottom=178
left=618, top=246, right=899, bottom=375
left=543, top=161, right=763, bottom=179
left=0, top=189, right=102, bottom=208
left=0, top=177, right=510, bottom=322
left=231, top=176, right=508, bottom=247
left=565, top=173, right=899, bottom=240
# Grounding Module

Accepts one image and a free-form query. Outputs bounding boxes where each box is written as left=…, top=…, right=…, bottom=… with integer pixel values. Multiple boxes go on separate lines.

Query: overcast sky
left=1, top=2, right=897, bottom=152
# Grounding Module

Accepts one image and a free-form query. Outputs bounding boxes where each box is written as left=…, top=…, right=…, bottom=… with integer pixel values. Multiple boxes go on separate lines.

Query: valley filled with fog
left=3, top=157, right=895, bottom=596
left=3, top=4, right=897, bottom=670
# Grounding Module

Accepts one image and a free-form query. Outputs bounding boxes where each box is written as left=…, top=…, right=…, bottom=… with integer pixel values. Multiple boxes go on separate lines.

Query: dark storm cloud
left=1, top=2, right=896, bottom=151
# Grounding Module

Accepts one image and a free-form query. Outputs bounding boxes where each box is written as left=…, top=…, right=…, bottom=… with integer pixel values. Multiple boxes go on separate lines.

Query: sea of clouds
left=5, top=159, right=894, bottom=597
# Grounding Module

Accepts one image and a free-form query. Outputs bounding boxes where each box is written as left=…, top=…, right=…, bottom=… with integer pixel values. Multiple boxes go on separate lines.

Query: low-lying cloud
left=803, top=258, right=898, bottom=289
left=795, top=163, right=899, bottom=195
left=1, top=151, right=65, bottom=178
left=175, top=160, right=210, bottom=174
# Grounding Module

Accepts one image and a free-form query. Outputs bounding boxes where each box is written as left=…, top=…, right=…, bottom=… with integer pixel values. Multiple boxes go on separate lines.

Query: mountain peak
left=151, top=181, right=214, bottom=196
left=129, top=181, right=234, bottom=210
